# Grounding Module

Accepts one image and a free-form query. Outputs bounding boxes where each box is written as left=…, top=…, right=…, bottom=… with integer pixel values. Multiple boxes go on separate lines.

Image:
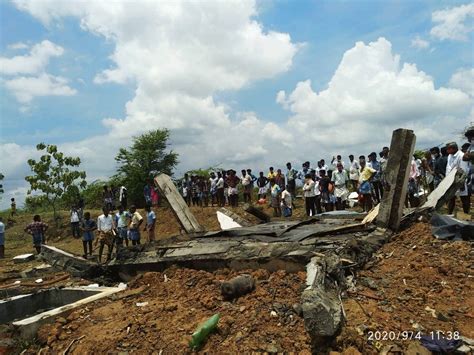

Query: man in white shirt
left=446, top=142, right=470, bottom=214
left=348, top=155, right=360, bottom=191
left=70, top=206, right=80, bottom=238
left=240, top=169, right=253, bottom=203
left=216, top=172, right=225, bottom=207
left=96, top=207, right=115, bottom=263
left=332, top=163, right=349, bottom=210
left=119, top=186, right=127, bottom=209
left=209, top=172, right=218, bottom=206
left=303, top=174, right=316, bottom=217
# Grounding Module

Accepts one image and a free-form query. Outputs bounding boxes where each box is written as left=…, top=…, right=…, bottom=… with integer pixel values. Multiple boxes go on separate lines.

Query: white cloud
left=431, top=3, right=474, bottom=41
left=4, top=73, right=77, bottom=103
left=277, top=38, right=471, bottom=153
left=7, top=42, right=29, bottom=50
left=4, top=2, right=473, bottom=208
left=0, top=40, right=63, bottom=75
left=1, top=40, right=76, bottom=105
left=449, top=67, right=474, bottom=97
left=410, top=35, right=430, bottom=49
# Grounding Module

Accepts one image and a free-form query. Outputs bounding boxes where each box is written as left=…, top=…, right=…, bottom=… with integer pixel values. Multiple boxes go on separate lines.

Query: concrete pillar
left=377, top=128, right=416, bottom=231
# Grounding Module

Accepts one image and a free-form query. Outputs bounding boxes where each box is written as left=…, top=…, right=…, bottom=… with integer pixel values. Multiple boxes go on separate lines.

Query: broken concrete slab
left=243, top=203, right=271, bottom=223
left=217, top=208, right=252, bottom=227
left=155, top=173, right=205, bottom=234
left=422, top=168, right=467, bottom=210
left=5, top=286, right=125, bottom=340
left=12, top=254, right=35, bottom=264
left=41, top=245, right=100, bottom=278
left=377, top=128, right=416, bottom=231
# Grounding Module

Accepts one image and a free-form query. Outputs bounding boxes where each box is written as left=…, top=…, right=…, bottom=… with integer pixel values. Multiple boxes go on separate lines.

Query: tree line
left=20, top=129, right=178, bottom=221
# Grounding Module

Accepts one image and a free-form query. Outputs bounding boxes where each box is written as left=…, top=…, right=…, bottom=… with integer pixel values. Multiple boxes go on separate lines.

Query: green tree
left=25, top=143, right=87, bottom=225
left=115, top=129, right=178, bottom=206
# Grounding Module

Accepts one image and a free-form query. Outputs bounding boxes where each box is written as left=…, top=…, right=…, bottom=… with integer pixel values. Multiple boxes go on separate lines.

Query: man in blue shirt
left=144, top=205, right=156, bottom=242
left=81, top=212, right=97, bottom=259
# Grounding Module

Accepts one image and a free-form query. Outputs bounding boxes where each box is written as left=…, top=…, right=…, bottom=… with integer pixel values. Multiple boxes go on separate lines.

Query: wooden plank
left=154, top=174, right=205, bottom=234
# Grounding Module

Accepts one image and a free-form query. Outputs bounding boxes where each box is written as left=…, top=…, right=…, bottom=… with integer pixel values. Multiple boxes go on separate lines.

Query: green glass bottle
left=188, top=313, right=220, bottom=350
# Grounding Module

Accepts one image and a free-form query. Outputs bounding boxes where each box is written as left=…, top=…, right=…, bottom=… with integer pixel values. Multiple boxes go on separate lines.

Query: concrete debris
left=13, top=254, right=35, bottom=263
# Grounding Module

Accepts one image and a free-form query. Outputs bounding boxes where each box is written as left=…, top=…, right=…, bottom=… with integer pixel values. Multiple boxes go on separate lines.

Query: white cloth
left=97, top=214, right=114, bottom=232
left=313, top=180, right=321, bottom=196
left=209, top=177, right=218, bottom=190
left=70, top=211, right=80, bottom=223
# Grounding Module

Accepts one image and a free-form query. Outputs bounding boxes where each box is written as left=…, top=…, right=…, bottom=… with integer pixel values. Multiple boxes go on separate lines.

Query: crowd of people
left=1, top=129, right=471, bottom=261
left=179, top=129, right=473, bottom=217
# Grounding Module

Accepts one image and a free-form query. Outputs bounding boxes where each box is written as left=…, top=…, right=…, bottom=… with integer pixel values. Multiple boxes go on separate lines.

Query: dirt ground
left=336, top=222, right=474, bottom=354
left=1, top=202, right=473, bottom=354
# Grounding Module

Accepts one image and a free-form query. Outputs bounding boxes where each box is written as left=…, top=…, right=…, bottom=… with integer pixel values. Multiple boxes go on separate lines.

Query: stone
left=406, top=342, right=431, bottom=355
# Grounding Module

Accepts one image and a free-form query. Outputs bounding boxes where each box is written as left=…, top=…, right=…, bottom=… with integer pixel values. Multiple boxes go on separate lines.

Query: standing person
left=110, top=185, right=118, bottom=210
left=367, top=152, right=383, bottom=203
left=10, top=198, right=16, bottom=218
left=77, top=196, right=84, bottom=221
left=0, top=217, right=4, bottom=258
left=24, top=215, right=48, bottom=254
left=144, top=205, right=156, bottom=243
left=303, top=174, right=316, bottom=217
left=103, top=186, right=113, bottom=211
left=96, top=207, right=115, bottom=263
left=247, top=169, right=257, bottom=200
left=420, top=151, right=435, bottom=193
left=319, top=170, right=334, bottom=212
left=151, top=183, right=159, bottom=207
left=446, top=142, right=470, bottom=214
left=222, top=170, right=229, bottom=206
left=406, top=156, right=420, bottom=207
left=286, top=162, right=298, bottom=199
left=320, top=160, right=329, bottom=172
left=299, top=162, right=310, bottom=181
left=115, top=205, right=130, bottom=247
left=331, top=155, right=345, bottom=170
left=226, top=170, right=240, bottom=207
left=209, top=172, right=218, bottom=207
left=269, top=179, right=282, bottom=217
left=430, top=147, right=443, bottom=187
left=128, top=205, right=144, bottom=245
left=358, top=159, right=376, bottom=212
left=143, top=182, right=152, bottom=206
left=436, top=147, right=449, bottom=181
left=70, top=205, right=81, bottom=238
left=182, top=173, right=192, bottom=206
left=275, top=169, right=286, bottom=191
left=348, top=155, right=360, bottom=191
left=267, top=167, right=277, bottom=180
left=119, top=185, right=128, bottom=209
left=240, top=169, right=252, bottom=203
left=281, top=186, right=293, bottom=217
left=200, top=176, right=209, bottom=207
left=332, top=163, right=349, bottom=210
left=81, top=212, right=96, bottom=259
left=216, top=172, right=225, bottom=207
left=256, top=172, right=268, bottom=200
left=191, top=176, right=200, bottom=206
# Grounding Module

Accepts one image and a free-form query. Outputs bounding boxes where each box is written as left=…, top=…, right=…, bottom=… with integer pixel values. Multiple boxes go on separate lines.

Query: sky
left=0, top=0, right=473, bottom=209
